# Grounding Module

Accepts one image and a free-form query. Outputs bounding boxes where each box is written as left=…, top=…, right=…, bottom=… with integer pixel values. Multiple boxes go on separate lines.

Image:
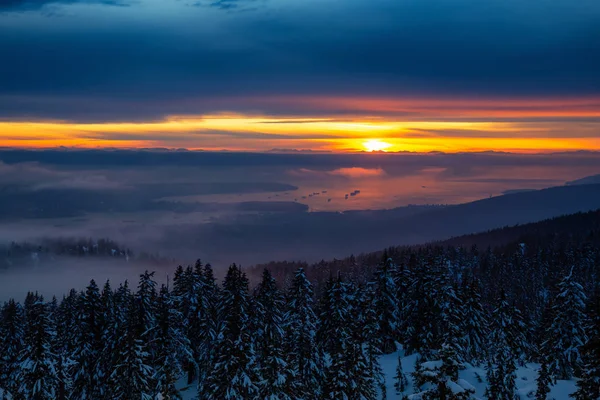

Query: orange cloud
left=260, top=95, right=600, bottom=120
left=329, top=167, right=387, bottom=178
left=1, top=96, right=599, bottom=153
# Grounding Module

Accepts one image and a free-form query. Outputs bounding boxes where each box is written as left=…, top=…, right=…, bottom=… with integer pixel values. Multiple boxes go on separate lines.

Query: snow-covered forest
left=1, top=213, right=600, bottom=399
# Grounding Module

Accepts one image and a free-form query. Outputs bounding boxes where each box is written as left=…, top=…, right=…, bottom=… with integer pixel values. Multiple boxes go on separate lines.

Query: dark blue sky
left=1, top=0, right=599, bottom=118
left=0, top=0, right=599, bottom=152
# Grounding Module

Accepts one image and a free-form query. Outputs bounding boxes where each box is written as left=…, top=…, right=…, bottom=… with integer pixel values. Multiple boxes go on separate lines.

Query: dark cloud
left=204, top=0, right=258, bottom=11
left=0, top=0, right=127, bottom=12
left=0, top=0, right=599, bottom=121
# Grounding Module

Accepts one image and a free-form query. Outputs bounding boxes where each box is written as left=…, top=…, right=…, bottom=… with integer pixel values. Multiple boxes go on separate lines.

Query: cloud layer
left=0, top=0, right=599, bottom=150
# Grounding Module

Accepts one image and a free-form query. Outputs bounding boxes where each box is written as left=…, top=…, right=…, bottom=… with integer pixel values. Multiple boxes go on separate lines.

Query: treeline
left=249, top=209, right=600, bottom=297
left=440, top=209, right=600, bottom=249
left=0, top=238, right=171, bottom=270
left=0, top=250, right=599, bottom=399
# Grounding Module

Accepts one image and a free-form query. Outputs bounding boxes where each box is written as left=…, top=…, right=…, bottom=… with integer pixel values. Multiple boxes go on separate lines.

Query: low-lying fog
left=1, top=150, right=600, bottom=301
left=0, top=258, right=170, bottom=302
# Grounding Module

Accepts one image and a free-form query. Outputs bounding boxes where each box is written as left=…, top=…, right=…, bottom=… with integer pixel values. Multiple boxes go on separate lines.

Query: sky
left=1, top=0, right=599, bottom=152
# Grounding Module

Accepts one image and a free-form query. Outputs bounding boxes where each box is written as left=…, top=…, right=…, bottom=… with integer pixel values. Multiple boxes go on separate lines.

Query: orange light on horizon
left=0, top=109, right=598, bottom=153
left=363, top=139, right=392, bottom=152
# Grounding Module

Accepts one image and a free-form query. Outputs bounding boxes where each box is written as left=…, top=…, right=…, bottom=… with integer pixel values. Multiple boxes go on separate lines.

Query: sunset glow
left=363, top=139, right=392, bottom=152
left=0, top=106, right=598, bottom=153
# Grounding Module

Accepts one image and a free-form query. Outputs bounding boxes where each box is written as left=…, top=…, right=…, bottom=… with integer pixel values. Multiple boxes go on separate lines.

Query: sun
left=363, top=139, right=392, bottom=152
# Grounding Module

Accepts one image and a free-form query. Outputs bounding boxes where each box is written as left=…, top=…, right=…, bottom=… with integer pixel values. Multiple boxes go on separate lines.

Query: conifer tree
left=0, top=299, right=25, bottom=399
left=205, top=264, right=258, bottom=399
left=394, top=261, right=413, bottom=346
left=316, top=275, right=338, bottom=355
left=196, top=263, right=220, bottom=394
left=56, top=289, right=79, bottom=355
left=543, top=269, right=587, bottom=380
left=97, top=280, right=116, bottom=397
left=172, top=265, right=197, bottom=384
left=108, top=295, right=154, bottom=400
left=136, top=270, right=158, bottom=346
left=154, top=285, right=192, bottom=400
left=323, top=278, right=377, bottom=400
left=17, top=297, right=59, bottom=400
left=460, top=277, right=490, bottom=364
left=439, top=342, right=461, bottom=382
left=441, top=279, right=467, bottom=363
left=373, top=255, right=399, bottom=354
left=411, top=357, right=427, bottom=390
left=348, top=281, right=378, bottom=400
left=71, top=280, right=104, bottom=400
left=362, top=283, right=386, bottom=399
left=405, top=259, right=446, bottom=357
left=535, top=358, right=552, bottom=400
left=285, top=268, right=322, bottom=399
left=254, top=269, right=295, bottom=399
left=53, top=293, right=77, bottom=400
left=485, top=290, right=518, bottom=400
left=394, top=354, right=408, bottom=395
left=322, top=277, right=354, bottom=399
left=188, top=260, right=206, bottom=380
left=572, top=287, right=600, bottom=400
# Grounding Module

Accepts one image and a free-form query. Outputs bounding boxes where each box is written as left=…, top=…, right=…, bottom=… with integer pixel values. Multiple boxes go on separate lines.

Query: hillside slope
left=232, top=183, right=600, bottom=264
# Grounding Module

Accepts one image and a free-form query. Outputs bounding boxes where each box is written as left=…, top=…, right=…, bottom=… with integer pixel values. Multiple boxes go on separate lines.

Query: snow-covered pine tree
left=323, top=278, right=377, bottom=400
left=373, top=254, right=399, bottom=354
left=394, top=353, right=408, bottom=395
left=535, top=358, right=552, bottom=400
left=543, top=268, right=587, bottom=380
left=509, top=300, right=530, bottom=366
left=174, top=261, right=214, bottom=387
left=405, top=257, right=448, bottom=357
left=97, top=280, right=117, bottom=396
left=572, top=286, right=600, bottom=400
left=411, top=356, right=427, bottom=390
left=71, top=279, right=104, bottom=400
left=56, top=289, right=79, bottom=353
left=17, top=297, right=59, bottom=400
left=440, top=277, right=467, bottom=363
left=316, top=275, right=338, bottom=356
left=0, top=299, right=25, bottom=399
left=172, top=265, right=185, bottom=298
left=188, top=260, right=207, bottom=381
left=285, top=268, right=323, bottom=400
left=254, top=269, right=295, bottom=399
left=485, top=290, right=518, bottom=400
left=534, top=297, right=555, bottom=363
left=172, top=265, right=197, bottom=384
left=362, top=283, right=387, bottom=399
left=196, top=263, right=220, bottom=394
left=108, top=292, right=154, bottom=400
left=154, top=285, right=192, bottom=400
left=322, top=277, right=354, bottom=399
left=460, top=277, right=490, bottom=364
left=204, top=264, right=258, bottom=399
left=136, top=270, right=158, bottom=360
left=393, top=259, right=413, bottom=347
left=53, top=293, right=78, bottom=400
left=439, top=342, right=462, bottom=382
left=104, top=280, right=130, bottom=396
left=411, top=347, right=475, bottom=400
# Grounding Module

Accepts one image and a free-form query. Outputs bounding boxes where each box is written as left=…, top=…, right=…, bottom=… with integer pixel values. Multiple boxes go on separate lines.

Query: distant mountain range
left=3, top=181, right=600, bottom=268
left=184, top=183, right=600, bottom=264
left=566, top=174, right=600, bottom=186
left=250, top=206, right=600, bottom=286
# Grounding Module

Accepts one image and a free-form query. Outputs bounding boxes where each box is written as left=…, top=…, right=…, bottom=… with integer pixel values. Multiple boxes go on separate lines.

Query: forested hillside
left=251, top=209, right=600, bottom=291
left=0, top=238, right=171, bottom=271
left=0, top=210, right=599, bottom=399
